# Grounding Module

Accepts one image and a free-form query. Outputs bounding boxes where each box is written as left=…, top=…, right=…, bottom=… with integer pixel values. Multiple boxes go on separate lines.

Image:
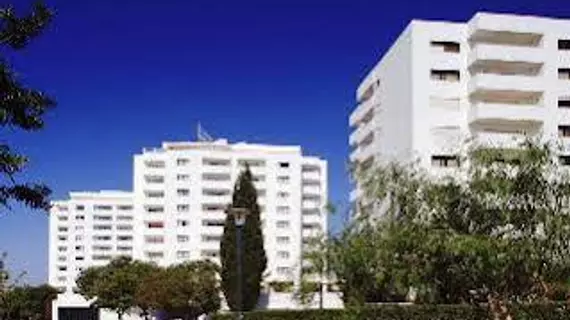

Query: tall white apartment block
left=49, top=191, right=134, bottom=292
left=349, top=12, right=570, bottom=214
left=49, top=138, right=327, bottom=296
left=132, top=138, right=327, bottom=286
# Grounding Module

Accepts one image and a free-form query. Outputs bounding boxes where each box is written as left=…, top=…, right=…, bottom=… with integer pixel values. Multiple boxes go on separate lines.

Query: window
left=277, top=251, right=290, bottom=259
left=177, top=251, right=190, bottom=259
left=303, top=223, right=321, bottom=230
left=277, top=192, right=289, bottom=199
left=118, top=205, right=133, bottom=211
left=277, top=206, right=290, bottom=214
left=202, top=158, right=230, bottom=166
left=117, top=215, right=133, bottom=221
left=177, top=235, right=189, bottom=243
left=146, top=205, right=164, bottom=213
left=93, top=255, right=111, bottom=261
left=177, top=204, right=190, bottom=212
left=177, top=219, right=189, bottom=227
left=559, top=39, right=570, bottom=50
left=238, top=159, right=265, bottom=167
left=75, top=215, right=85, bottom=220
left=559, top=99, right=570, bottom=108
left=145, top=251, right=164, bottom=259
left=277, top=267, right=291, bottom=275
left=93, top=235, right=111, bottom=241
left=56, top=205, right=68, bottom=211
left=202, top=189, right=231, bottom=196
left=117, top=225, right=133, bottom=231
left=57, top=256, right=66, bottom=262
left=145, top=175, right=164, bottom=184
left=145, top=235, right=164, bottom=244
left=559, top=68, right=570, bottom=80
left=177, top=189, right=190, bottom=197
left=75, top=225, right=84, bottom=231
left=276, top=236, right=290, bottom=244
left=58, top=236, right=67, bottom=241
left=58, top=246, right=67, bottom=252
left=147, top=221, right=164, bottom=229
left=117, top=246, right=132, bottom=251
left=560, top=156, right=570, bottom=166
left=76, top=205, right=85, bottom=211
left=559, top=125, right=570, bottom=137
left=202, top=235, right=222, bottom=242
left=75, top=245, right=84, bottom=251
left=279, top=162, right=290, bottom=168
left=430, top=41, right=460, bottom=53
left=277, top=176, right=290, bottom=184
left=202, top=204, right=225, bottom=212
left=94, top=215, right=112, bottom=221
left=252, top=175, right=266, bottom=182
left=58, top=227, right=68, bottom=232
left=117, top=235, right=133, bottom=241
left=94, top=205, right=112, bottom=211
left=145, top=160, right=165, bottom=168
left=93, top=225, right=112, bottom=231
left=75, top=256, right=84, bottom=261
left=92, top=245, right=112, bottom=251
left=276, top=221, right=290, bottom=228
left=430, top=70, right=460, bottom=82
left=58, top=266, right=67, bottom=271
left=202, top=219, right=224, bottom=227
left=431, top=155, right=460, bottom=168
left=177, top=174, right=189, bottom=181
left=177, top=158, right=190, bottom=166
left=75, top=235, right=83, bottom=241
left=145, top=190, right=165, bottom=198
left=57, top=276, right=66, bottom=282
left=201, top=250, right=219, bottom=258
left=58, top=216, right=68, bottom=221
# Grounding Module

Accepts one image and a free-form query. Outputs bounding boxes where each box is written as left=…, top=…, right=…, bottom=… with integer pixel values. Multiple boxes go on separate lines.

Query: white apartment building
left=49, top=138, right=329, bottom=312
left=132, top=138, right=327, bottom=286
left=49, top=191, right=135, bottom=292
left=349, top=12, right=570, bottom=214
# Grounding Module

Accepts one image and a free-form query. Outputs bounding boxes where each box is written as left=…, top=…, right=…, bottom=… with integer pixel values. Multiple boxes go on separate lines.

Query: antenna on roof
left=197, top=122, right=214, bottom=142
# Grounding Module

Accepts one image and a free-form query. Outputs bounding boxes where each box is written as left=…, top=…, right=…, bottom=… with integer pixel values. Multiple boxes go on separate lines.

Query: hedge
left=212, top=303, right=570, bottom=320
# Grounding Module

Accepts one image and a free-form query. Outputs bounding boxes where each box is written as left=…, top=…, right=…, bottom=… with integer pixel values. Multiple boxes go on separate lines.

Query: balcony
left=472, top=131, right=528, bottom=149
left=349, top=97, right=378, bottom=127
left=468, top=13, right=543, bottom=47
left=469, top=44, right=543, bottom=72
left=468, top=73, right=543, bottom=103
left=302, top=171, right=320, bottom=183
left=302, top=200, right=321, bottom=210
left=349, top=116, right=378, bottom=147
left=302, top=185, right=321, bottom=195
left=468, top=102, right=543, bottom=130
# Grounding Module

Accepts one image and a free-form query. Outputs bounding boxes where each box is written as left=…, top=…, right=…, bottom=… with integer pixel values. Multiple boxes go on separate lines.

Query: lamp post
left=226, top=207, right=250, bottom=320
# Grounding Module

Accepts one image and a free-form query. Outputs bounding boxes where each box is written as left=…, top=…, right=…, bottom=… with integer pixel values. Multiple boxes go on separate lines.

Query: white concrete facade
left=49, top=191, right=135, bottom=292
left=132, top=139, right=327, bottom=286
left=350, top=12, right=570, bottom=215
left=49, top=138, right=329, bottom=314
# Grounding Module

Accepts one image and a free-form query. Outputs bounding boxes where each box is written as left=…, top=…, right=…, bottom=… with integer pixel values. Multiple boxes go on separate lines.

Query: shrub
left=268, top=281, right=294, bottom=293
left=212, top=303, right=570, bottom=320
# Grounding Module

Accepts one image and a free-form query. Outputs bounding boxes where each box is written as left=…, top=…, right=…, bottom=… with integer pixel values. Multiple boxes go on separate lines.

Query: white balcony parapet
left=468, top=102, right=543, bottom=127
left=469, top=73, right=544, bottom=97
left=349, top=97, right=378, bottom=127
left=469, top=43, right=544, bottom=67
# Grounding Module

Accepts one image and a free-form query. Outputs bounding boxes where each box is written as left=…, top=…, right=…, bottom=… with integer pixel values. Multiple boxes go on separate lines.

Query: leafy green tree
left=77, top=257, right=154, bottom=320
left=334, top=140, right=570, bottom=319
left=158, top=261, right=221, bottom=320
left=0, top=2, right=54, bottom=212
left=220, top=166, right=267, bottom=311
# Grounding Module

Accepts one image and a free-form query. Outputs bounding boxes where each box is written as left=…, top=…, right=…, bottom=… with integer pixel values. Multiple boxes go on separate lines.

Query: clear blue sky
left=2, top=0, right=567, bottom=284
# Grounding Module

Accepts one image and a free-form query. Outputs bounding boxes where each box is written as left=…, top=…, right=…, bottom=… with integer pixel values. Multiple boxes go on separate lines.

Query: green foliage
left=153, top=261, right=221, bottom=319
left=0, top=2, right=54, bottom=212
left=78, top=257, right=221, bottom=320
left=220, top=166, right=267, bottom=311
left=0, top=255, right=57, bottom=320
left=212, top=304, right=570, bottom=320
left=323, top=140, right=570, bottom=318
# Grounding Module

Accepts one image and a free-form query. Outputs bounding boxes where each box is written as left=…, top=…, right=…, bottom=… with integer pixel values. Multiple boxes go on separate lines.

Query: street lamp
left=226, top=207, right=250, bottom=319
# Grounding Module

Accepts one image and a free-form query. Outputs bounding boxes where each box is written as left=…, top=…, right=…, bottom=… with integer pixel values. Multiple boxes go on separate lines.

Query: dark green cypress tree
left=220, top=165, right=267, bottom=311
